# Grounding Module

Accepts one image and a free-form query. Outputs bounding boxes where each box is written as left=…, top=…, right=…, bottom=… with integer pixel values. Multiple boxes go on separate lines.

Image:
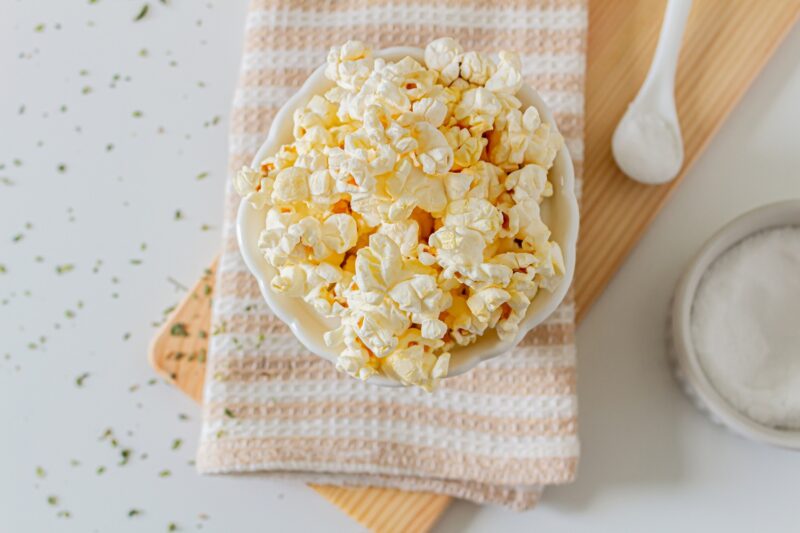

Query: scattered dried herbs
left=55, top=264, right=74, bottom=274
left=75, top=372, right=90, bottom=387
left=134, top=4, right=149, bottom=21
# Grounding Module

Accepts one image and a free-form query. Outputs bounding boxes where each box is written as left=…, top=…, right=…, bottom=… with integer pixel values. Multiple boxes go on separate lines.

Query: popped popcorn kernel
left=239, top=38, right=565, bottom=390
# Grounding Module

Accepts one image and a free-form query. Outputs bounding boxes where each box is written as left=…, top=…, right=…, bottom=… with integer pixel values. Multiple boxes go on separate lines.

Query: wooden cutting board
left=148, top=1, right=800, bottom=531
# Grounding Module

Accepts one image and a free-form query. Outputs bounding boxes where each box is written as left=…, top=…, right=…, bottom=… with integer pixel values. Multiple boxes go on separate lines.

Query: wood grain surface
left=149, top=1, right=799, bottom=531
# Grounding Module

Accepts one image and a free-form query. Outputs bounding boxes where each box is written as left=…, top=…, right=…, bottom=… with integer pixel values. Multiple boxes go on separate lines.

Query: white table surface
left=2, top=2, right=799, bottom=531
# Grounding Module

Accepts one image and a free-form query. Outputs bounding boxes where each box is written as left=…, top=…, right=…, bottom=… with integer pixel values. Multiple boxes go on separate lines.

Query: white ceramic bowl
left=670, top=199, right=800, bottom=449
left=237, top=47, right=580, bottom=386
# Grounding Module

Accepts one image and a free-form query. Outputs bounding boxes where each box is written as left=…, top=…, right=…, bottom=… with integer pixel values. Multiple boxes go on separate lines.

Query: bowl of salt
left=671, top=199, right=800, bottom=449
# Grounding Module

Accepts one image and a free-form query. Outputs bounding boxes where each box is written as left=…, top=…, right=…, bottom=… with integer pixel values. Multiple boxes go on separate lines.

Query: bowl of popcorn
left=235, top=38, right=579, bottom=390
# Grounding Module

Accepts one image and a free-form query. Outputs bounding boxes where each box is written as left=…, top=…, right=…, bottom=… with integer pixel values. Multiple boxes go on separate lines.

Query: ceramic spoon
left=612, top=0, right=693, bottom=185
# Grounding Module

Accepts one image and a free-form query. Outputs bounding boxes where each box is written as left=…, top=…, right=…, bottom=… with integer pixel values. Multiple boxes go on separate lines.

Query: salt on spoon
left=612, top=0, right=692, bottom=185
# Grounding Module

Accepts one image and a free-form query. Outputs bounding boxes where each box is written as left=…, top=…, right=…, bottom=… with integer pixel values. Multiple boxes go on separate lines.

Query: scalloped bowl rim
left=236, top=46, right=579, bottom=387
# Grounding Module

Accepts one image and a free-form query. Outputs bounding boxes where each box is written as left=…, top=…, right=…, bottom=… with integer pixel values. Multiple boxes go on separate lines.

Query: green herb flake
left=34, top=23, right=45, bottom=32
left=55, top=264, right=75, bottom=274
left=120, top=448, right=132, bottom=465
left=96, top=465, right=106, bottom=475
left=223, top=408, right=235, bottom=418
left=196, top=172, right=208, bottom=180
left=0, top=264, right=6, bottom=274
left=158, top=469, right=171, bottom=478
left=70, top=459, right=80, bottom=467
left=174, top=209, right=184, bottom=220
left=168, top=523, right=178, bottom=532
left=12, top=233, right=24, bottom=243
left=57, top=510, right=71, bottom=518
left=75, top=372, right=90, bottom=387
left=170, top=323, right=189, bottom=337
left=171, top=438, right=182, bottom=450
left=128, top=508, right=143, bottom=517
left=138, top=48, right=149, bottom=58
left=57, top=163, right=68, bottom=172
left=47, top=495, right=59, bottom=506
left=35, top=466, right=46, bottom=478
left=134, top=4, right=149, bottom=21
left=178, top=413, right=189, bottom=421
left=130, top=259, right=143, bottom=265
left=132, top=110, right=143, bottom=118
left=81, top=86, right=92, bottom=95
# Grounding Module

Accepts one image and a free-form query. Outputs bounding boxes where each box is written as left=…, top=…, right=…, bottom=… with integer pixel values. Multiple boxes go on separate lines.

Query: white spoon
left=612, top=0, right=692, bottom=185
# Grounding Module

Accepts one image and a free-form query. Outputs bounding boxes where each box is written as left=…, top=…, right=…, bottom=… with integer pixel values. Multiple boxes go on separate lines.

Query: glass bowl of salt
left=670, top=199, right=800, bottom=449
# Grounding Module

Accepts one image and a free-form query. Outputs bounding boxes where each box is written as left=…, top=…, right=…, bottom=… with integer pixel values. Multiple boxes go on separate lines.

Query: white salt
left=691, top=226, right=800, bottom=429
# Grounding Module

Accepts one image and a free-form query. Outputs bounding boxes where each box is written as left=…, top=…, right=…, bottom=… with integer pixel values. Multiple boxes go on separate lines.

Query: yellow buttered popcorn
left=235, top=38, right=565, bottom=390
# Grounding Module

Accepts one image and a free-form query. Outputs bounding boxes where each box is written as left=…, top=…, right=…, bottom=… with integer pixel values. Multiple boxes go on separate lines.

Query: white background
left=1, top=2, right=799, bottom=531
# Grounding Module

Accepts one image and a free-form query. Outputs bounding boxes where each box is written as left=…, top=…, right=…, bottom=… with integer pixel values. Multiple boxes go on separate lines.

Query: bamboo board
left=149, top=1, right=800, bottom=531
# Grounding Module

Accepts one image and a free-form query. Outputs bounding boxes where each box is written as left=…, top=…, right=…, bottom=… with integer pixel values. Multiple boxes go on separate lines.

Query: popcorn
left=424, top=37, right=463, bottom=72
left=443, top=198, right=502, bottom=243
left=459, top=51, right=496, bottom=85
left=410, top=97, right=448, bottom=128
left=489, top=105, right=564, bottom=171
left=234, top=166, right=272, bottom=209
left=467, top=286, right=510, bottom=324
left=388, top=274, right=450, bottom=339
left=453, top=88, right=502, bottom=135
left=485, top=51, right=523, bottom=94
left=239, top=38, right=565, bottom=390
left=410, top=122, right=453, bottom=175
left=272, top=167, right=310, bottom=204
left=325, top=40, right=374, bottom=91
left=442, top=126, right=487, bottom=170
left=382, top=329, right=449, bottom=390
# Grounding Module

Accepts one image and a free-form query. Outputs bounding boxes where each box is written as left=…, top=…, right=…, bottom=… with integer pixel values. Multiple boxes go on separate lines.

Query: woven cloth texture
left=197, top=0, right=587, bottom=510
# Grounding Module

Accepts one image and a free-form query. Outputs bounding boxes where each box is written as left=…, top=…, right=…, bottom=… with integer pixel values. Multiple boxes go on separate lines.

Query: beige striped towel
left=197, top=0, right=586, bottom=510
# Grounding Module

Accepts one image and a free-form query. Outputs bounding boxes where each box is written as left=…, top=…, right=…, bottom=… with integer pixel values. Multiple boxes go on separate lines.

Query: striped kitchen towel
left=197, top=0, right=586, bottom=510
